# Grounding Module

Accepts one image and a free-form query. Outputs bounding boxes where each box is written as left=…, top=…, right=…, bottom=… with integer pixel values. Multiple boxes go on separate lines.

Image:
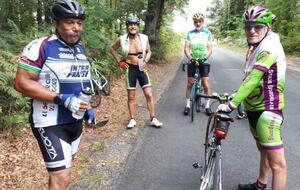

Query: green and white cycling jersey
left=186, top=28, right=213, bottom=60
left=231, top=31, right=286, bottom=112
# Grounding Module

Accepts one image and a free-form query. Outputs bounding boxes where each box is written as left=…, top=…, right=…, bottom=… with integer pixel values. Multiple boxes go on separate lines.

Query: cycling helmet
left=192, top=13, right=205, bottom=21
left=244, top=6, right=273, bottom=25
left=52, top=0, right=85, bottom=20
left=126, top=16, right=140, bottom=25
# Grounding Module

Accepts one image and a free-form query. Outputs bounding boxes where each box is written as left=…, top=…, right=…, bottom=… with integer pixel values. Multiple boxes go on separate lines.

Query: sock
left=255, top=179, right=267, bottom=190
left=186, top=98, right=190, bottom=108
left=205, top=98, right=210, bottom=108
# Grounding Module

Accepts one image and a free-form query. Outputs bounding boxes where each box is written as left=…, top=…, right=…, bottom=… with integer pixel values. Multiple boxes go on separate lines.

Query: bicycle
left=90, top=68, right=110, bottom=108
left=184, top=60, right=205, bottom=122
left=193, top=92, right=234, bottom=190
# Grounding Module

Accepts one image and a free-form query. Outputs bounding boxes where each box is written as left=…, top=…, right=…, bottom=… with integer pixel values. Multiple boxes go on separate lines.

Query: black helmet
left=126, top=16, right=140, bottom=25
left=52, top=0, right=85, bottom=20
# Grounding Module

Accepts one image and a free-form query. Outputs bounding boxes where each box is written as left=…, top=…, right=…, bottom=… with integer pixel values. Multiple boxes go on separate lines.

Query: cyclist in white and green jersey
left=218, top=6, right=287, bottom=190
left=184, top=13, right=213, bottom=116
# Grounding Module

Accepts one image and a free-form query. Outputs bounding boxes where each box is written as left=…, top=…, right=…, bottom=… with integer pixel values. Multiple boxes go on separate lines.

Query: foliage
left=153, top=13, right=183, bottom=60
left=207, top=0, right=300, bottom=56
left=0, top=49, right=29, bottom=130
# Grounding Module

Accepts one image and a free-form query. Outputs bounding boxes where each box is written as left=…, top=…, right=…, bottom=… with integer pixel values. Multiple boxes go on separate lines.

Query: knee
left=269, top=159, right=287, bottom=172
left=187, top=79, right=193, bottom=88
left=128, top=94, right=135, bottom=101
left=202, top=80, right=210, bottom=88
left=144, top=92, right=153, bottom=101
left=49, top=170, right=71, bottom=189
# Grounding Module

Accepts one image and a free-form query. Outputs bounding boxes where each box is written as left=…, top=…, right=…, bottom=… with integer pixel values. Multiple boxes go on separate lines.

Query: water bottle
left=72, top=87, right=92, bottom=120
left=137, top=54, right=145, bottom=71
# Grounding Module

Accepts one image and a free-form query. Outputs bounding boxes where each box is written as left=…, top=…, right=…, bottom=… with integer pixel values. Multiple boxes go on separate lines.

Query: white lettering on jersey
left=38, top=128, right=58, bottom=160
left=58, top=47, right=73, bottom=52
left=59, top=53, right=75, bottom=59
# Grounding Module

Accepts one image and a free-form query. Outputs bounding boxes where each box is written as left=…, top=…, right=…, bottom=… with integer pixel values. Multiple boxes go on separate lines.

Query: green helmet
left=244, top=6, right=273, bottom=25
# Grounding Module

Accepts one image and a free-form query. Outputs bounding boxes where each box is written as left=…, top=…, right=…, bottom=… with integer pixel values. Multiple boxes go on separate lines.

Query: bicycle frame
left=190, top=67, right=204, bottom=122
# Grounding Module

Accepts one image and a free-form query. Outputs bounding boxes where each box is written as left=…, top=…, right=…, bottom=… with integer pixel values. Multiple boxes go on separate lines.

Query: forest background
left=0, top=0, right=299, bottom=137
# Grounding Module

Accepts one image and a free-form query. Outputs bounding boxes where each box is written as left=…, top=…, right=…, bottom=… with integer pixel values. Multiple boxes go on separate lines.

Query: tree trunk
left=144, top=0, right=165, bottom=48
left=44, top=0, right=54, bottom=24
left=0, top=1, right=9, bottom=29
left=37, top=0, right=43, bottom=29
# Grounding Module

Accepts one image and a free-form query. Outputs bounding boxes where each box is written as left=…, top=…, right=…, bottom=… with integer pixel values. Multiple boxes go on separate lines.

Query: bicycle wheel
left=90, top=91, right=102, bottom=108
left=212, top=150, right=221, bottom=190
left=101, top=77, right=111, bottom=96
left=199, top=149, right=216, bottom=190
left=199, top=84, right=204, bottom=108
left=196, top=84, right=204, bottom=112
left=204, top=115, right=214, bottom=168
left=191, top=99, right=194, bottom=122
left=190, top=83, right=197, bottom=122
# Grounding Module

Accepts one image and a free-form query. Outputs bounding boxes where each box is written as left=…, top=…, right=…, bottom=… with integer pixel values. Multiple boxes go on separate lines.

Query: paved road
left=115, top=48, right=300, bottom=190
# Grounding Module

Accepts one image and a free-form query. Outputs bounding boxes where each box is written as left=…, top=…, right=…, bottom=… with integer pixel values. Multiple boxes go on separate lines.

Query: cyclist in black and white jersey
left=14, top=0, right=95, bottom=189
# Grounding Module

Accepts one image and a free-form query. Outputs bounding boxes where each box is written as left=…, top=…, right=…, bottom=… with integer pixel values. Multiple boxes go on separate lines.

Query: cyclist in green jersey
left=183, top=13, right=213, bottom=116
left=218, top=6, right=287, bottom=190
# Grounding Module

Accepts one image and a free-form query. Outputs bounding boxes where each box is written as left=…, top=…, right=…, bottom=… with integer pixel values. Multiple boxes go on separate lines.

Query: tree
left=144, top=0, right=165, bottom=48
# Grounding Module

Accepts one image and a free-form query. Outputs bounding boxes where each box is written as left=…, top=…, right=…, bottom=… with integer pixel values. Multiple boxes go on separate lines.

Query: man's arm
left=184, top=41, right=192, bottom=60
left=14, top=68, right=57, bottom=102
left=144, top=39, right=151, bottom=63
left=110, top=37, right=122, bottom=62
left=205, top=42, right=213, bottom=59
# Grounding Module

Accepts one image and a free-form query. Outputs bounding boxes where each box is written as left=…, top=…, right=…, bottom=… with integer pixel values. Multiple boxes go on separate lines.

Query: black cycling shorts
left=187, top=63, right=210, bottom=78
left=125, top=64, right=152, bottom=90
left=31, top=122, right=83, bottom=172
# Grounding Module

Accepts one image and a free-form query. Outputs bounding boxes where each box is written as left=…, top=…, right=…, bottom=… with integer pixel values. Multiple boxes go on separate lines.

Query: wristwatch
left=53, top=95, right=62, bottom=105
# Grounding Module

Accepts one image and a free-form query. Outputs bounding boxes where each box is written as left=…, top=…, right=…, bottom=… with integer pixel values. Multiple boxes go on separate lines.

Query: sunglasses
left=127, top=22, right=139, bottom=26
left=244, top=23, right=267, bottom=32
left=193, top=20, right=204, bottom=24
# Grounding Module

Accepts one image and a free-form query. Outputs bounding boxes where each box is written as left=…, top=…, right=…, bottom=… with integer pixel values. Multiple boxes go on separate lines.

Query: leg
left=143, top=87, right=155, bottom=118
left=31, top=123, right=82, bottom=190
left=143, top=87, right=163, bottom=128
left=254, top=111, right=286, bottom=189
left=184, top=63, right=196, bottom=115
left=238, top=111, right=269, bottom=190
left=126, top=66, right=138, bottom=119
left=200, top=64, right=212, bottom=115
left=267, top=148, right=287, bottom=190
left=185, top=77, right=194, bottom=99
left=256, top=142, right=270, bottom=184
left=49, top=169, right=71, bottom=190
left=202, top=77, right=211, bottom=97
left=183, top=77, right=193, bottom=115
left=127, top=90, right=136, bottom=119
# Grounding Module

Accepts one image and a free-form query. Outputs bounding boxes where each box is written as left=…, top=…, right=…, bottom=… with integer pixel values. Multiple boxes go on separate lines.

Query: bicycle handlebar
left=182, top=59, right=205, bottom=65
left=198, top=92, right=234, bottom=103
left=198, top=92, right=235, bottom=122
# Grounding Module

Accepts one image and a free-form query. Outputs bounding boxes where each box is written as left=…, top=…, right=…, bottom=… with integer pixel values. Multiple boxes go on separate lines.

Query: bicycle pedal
left=192, top=162, right=201, bottom=169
